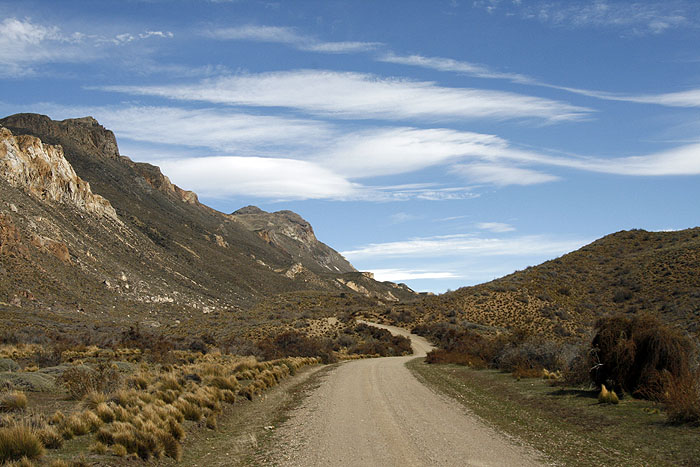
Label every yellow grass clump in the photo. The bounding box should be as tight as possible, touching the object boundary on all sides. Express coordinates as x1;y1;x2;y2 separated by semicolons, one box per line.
598;384;620;404
0;425;45;463
0;391;27;412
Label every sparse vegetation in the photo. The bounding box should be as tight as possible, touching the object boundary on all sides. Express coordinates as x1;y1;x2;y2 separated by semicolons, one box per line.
409;359;700;466
0;425;44;463
0;339;321;464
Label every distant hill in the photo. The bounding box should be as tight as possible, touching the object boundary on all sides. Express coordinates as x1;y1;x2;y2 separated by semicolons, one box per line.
0;113;415;342
383;228;700;340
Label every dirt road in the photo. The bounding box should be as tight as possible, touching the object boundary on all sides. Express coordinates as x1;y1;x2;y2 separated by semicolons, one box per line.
265;322;544;466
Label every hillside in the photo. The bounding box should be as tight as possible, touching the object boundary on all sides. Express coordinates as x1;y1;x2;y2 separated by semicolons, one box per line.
380;228;700;340
0;113;416;344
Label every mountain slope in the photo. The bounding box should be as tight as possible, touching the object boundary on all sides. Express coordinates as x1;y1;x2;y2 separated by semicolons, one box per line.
0;113;415;342
385;228;700;340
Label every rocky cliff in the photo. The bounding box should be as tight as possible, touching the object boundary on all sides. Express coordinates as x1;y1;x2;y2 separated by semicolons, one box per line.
0;127;118;221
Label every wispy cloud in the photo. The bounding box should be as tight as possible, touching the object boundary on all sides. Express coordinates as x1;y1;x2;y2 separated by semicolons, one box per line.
159;156;359;200
474;1;693;35
378;52;534;84
322;127;525;178
389;212;418;224
379;51;700;110
452;163;560;186
477;222;515;233
553;86;700;108
100;70;590;122
342;234;587;259
0;17;85;76
154;156;480;202
44;105;333;156
204;25;381;53
0;17;174;77
556;143;700;176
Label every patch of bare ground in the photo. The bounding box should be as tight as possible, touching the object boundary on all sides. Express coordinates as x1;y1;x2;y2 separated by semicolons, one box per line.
408;360;700;466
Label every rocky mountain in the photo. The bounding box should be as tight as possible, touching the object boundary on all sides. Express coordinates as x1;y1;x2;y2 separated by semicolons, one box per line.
230;206;357;275
383;228;700;341
0;113;415;342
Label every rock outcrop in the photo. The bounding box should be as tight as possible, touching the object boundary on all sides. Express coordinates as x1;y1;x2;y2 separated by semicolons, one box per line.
231;206;357;274
127;159;200;205
0;114;120;160
0;127;119;221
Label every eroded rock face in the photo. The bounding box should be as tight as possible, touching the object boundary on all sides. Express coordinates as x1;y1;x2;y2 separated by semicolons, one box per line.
0;114;120;160
231;206;357;274
0;127;119;221
131;161;199;205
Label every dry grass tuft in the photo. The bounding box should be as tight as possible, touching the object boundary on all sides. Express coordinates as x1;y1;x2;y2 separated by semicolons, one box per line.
598;384;619;404
111;443;127;457
0;391;28;412
663;370;700;425
81;391;107;410
0;425;45;463
35;426;63;449
89;441;108;454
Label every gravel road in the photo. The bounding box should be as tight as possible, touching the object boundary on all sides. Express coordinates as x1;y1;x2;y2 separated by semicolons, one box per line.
265;322;544;466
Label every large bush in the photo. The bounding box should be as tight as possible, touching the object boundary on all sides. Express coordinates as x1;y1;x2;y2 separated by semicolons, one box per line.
590;314;695;397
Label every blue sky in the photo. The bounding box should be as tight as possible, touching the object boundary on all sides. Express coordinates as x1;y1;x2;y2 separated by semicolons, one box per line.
1;0;699;292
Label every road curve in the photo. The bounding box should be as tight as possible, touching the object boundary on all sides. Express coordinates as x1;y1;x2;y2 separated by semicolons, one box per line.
266;322;544;466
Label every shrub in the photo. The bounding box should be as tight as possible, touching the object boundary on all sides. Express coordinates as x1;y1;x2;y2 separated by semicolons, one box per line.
0;425;44;463
82;391;107;410
0;391;27;412
95;403;115;423
663;370;700;426
206;413;217;430
89;441;108;454
425;349;489;369
174;399;202;421
35;426;63;449
591;314;693;397
111;443;127;457
56;365;122;399
258;331;337;364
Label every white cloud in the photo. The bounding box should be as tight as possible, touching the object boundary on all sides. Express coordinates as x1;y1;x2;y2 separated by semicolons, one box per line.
560;143;700;176
379;51;700;110
378;52;534;84
159;156;359;199
152;155;479;202
477;222;515;233
0;17;174;77
452;163;560;186
53;105;333;155
100;70;591;122
342;234;587;259
204;25;380;53
323;127;517;178
0;18;84;76
371;269;460;282
474;1;692;35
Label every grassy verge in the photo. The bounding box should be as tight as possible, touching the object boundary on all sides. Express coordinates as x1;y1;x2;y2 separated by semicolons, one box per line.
407;359;700;466
159;363;333;467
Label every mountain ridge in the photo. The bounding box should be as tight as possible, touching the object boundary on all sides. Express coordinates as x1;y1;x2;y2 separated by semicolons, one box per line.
0;113;415;344
380;227;700;341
